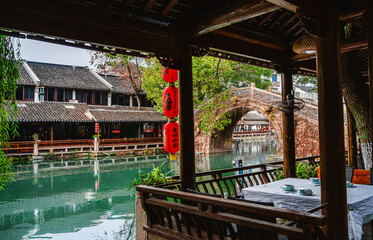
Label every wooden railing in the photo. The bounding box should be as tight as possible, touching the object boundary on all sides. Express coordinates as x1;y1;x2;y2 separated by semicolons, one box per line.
137;185;327;240
4;137;164;155
2;141;34;154
99;137;163;146
37;139;94;148
160;155;320;197
233;130;272;135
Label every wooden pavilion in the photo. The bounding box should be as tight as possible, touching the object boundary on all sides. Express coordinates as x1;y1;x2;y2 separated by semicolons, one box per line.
0;0;371;239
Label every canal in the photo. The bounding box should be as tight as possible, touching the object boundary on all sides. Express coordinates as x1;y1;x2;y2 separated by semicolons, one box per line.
0;140;277;240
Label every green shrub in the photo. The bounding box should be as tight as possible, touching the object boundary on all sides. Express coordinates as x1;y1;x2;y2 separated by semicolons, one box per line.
127;162;173;191
275;162;319;180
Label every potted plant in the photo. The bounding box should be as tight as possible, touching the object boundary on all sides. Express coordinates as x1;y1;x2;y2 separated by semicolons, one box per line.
32;133;39;141
127;162;174;193
92;134;100;142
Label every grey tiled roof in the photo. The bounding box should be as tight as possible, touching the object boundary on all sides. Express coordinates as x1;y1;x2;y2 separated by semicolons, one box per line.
14;101;165;123
294;84;315;93
87;105;165;123
27;61;110;91
16;101;92;122
17;65;35;86
99;74;134;94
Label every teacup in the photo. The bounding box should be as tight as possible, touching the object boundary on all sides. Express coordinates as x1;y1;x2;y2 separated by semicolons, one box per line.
310;178;320;184
299;188;313;195
346;181;354;187
281;184;295;191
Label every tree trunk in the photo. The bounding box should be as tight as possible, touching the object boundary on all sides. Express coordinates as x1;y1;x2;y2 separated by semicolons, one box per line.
341;51;372;169
126;65;141;110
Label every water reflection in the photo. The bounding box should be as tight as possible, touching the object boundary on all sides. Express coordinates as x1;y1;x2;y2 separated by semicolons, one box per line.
0;140;277;240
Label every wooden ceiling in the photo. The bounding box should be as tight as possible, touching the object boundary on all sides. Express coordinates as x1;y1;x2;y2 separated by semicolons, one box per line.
0;0;368;75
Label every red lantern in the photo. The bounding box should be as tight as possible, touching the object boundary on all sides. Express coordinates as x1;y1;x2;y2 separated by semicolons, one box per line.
163;86;178;118
162;67;178;83
164;121;179;154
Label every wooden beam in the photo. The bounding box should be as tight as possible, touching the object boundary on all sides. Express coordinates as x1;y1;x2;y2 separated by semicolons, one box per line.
276;14;297;33
195;33;286;63
339;9;366;21
368;0;373;169
346;105;358;168
281;68;296;178
145;0;157;11
161;0;178;16
192;1;280;36
265;0;312;14
0;0;179;57
214;26;289;51
268;10;289;29
316;0;348;238
178;45;196;191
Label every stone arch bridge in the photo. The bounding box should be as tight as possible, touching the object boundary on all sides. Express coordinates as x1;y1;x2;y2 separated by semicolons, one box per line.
195;85;319;157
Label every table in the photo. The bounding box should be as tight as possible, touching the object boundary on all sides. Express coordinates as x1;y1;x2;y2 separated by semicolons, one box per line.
241;178;373;240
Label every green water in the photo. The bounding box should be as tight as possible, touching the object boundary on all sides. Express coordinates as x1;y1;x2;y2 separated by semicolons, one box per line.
0;141;277;240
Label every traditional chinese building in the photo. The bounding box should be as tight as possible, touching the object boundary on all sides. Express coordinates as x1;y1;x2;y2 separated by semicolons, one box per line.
13;61;165;141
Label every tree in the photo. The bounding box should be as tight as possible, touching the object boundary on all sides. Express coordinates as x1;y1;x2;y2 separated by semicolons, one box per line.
91;52;143;109
141;56;274;134
0;35;20;190
92;53;274;134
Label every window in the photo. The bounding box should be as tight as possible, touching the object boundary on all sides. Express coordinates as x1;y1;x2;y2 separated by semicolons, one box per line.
102;92;108;105
76;91;86;103
295;92;300;97
47;88;55;101
24;86;34;101
118;95;124;105
112;94;117;105
86;91;92;104
95;91;101;105
39;87;45;101
57;88;64;102
16;86;23;100
132;96;138;107
124;95;130;106
65;89;72;102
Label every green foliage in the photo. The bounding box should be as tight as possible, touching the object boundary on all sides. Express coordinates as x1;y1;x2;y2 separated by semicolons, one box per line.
0;34;20;190
92;53;275;134
127;162;173;191
292;75;317;91
275;162;319;181
32;133;39;141
140;56;274;134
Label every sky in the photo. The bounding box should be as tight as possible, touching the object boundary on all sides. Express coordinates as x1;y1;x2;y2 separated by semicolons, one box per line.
19;39;92;67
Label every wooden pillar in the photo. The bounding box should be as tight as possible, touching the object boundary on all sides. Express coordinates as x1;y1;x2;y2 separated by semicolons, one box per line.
281;69;296;178
178;45;196;191
347;105;357;168
50;124;54;141
368;0;373;169
316;0;348;238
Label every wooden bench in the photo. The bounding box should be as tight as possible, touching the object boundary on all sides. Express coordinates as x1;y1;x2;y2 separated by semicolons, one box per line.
137;185;327;240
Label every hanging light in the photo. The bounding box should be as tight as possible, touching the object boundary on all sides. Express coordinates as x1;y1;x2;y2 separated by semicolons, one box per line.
292;34;316;54
161;65;179;160
163;84;178;118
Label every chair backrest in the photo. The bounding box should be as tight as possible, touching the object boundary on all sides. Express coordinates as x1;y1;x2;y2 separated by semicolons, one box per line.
346;167;354;183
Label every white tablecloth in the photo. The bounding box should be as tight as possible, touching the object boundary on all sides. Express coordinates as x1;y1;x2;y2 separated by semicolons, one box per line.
241;178;373;240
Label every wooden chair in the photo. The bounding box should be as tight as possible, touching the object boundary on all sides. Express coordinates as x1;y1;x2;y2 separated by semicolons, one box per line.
346;167;355;183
